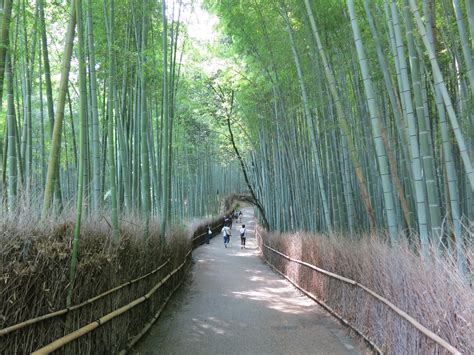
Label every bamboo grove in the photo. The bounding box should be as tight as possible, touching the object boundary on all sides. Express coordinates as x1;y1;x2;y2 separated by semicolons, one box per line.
0;0;472;277
205;0;473;273
0;0;245;243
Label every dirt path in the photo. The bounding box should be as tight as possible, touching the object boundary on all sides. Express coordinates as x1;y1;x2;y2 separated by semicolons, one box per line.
134;207;369;354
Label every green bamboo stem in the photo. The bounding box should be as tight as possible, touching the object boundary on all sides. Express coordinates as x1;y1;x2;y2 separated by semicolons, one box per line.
86;0;101;212
349;0;399;240
390;0;429;251
42;0;77;218
409;0;474;191
6;55;16;211
67;0;87;307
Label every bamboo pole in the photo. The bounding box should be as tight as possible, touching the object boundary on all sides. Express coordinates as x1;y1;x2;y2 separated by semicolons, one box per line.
0;258;170;337
32;252;192;354
347;0;399;240
118;275;187;354
41;0;77;217
409;0;474;190
105;0;119;241
260;242;461;355
263;253;382;354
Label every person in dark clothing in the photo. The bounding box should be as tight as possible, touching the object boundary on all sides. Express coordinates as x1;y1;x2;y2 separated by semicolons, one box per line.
224;215;232;229
240;225;247;249
206;225;212;244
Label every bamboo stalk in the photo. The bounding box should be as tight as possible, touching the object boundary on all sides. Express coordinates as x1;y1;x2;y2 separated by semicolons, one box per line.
32;299;144;354
41;0;77;217
409;0;474;190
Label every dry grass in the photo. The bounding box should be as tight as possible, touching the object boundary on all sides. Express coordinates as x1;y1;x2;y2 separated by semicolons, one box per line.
0;201;196;354
258;229;473;354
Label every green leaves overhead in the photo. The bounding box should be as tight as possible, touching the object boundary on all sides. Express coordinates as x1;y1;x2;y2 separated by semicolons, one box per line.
203;0;473;272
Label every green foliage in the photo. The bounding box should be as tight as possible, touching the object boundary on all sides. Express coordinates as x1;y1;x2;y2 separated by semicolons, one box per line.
2;0;472;272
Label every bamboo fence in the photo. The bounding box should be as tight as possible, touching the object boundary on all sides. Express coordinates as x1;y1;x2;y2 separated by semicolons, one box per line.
0;258;171;337
256;231;461;355
31;250;193;354
1;217;225;353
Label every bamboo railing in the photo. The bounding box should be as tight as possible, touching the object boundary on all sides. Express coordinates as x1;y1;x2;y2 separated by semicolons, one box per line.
0;258;170;337
1;216;225;354
118;276;185;354
31;250;193;354
191;216;227;247
256;231;461;355
1;220;223;335
28;219;227;354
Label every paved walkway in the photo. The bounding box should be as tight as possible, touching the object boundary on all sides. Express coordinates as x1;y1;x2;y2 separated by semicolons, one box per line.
134;208;369;354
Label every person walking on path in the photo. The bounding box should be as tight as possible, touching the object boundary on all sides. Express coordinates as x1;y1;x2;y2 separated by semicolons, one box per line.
135;206;368;354
206;225;212;244
240;224;247;249
222;224;231;248
224;215;232;229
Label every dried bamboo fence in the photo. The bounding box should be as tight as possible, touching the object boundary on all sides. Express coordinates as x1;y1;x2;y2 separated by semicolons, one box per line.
1;217;225;354
31;250;193;354
256;229;462;355
0;258;171;337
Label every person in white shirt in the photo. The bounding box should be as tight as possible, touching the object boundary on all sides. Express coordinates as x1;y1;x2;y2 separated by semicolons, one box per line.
240;225;247;249
222;225;231;248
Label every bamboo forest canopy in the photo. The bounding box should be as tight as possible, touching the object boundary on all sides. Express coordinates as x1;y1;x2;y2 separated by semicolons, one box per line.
0;0;246;229
202;0;473;266
0;1;473;262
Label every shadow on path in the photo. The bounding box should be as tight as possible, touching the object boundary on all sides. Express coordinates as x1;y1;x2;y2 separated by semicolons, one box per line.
134;208;369;355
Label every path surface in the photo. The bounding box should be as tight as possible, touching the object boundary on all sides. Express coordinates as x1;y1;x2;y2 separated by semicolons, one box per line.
134;208;369;355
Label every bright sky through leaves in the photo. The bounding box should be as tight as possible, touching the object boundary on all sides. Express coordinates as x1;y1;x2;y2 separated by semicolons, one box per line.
171;0;219;43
